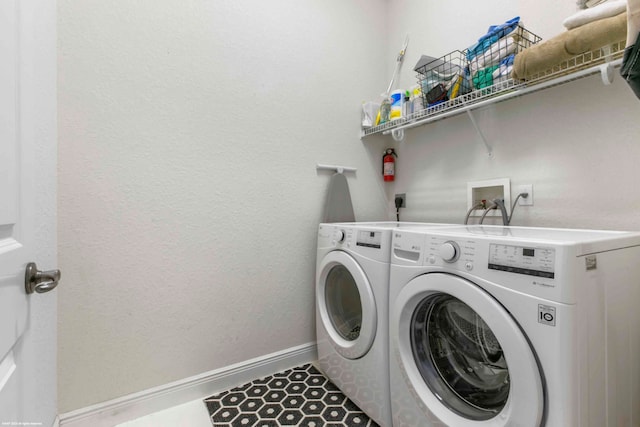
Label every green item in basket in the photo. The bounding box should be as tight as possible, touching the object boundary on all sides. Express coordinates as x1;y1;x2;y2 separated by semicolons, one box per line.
473;65;500;89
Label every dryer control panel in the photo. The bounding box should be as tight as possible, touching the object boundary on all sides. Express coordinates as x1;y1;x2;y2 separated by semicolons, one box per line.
488;244;555;279
356;230;382;249
318;224;392;262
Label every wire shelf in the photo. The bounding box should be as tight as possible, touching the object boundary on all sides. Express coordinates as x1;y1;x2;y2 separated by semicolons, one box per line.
362;39;626;138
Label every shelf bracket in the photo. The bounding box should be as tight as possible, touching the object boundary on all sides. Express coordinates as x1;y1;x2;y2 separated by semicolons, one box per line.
391;128;405;142
465;109;492;157
600;62;614;85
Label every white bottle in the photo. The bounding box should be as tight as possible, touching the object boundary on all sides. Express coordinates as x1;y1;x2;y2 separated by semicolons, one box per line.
411;85;424;113
403;90;411;117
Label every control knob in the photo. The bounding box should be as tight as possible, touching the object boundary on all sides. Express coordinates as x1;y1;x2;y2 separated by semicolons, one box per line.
439;241;460;263
334;230;346;243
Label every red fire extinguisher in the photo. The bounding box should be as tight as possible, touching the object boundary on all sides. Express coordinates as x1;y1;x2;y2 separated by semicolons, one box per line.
382;148;397;182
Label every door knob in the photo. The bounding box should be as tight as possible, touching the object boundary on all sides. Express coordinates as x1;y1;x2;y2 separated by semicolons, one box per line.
25;262;61;294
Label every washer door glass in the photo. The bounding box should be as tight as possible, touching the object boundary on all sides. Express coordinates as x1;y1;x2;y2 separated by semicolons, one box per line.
325;265;362;341
411;293;510;420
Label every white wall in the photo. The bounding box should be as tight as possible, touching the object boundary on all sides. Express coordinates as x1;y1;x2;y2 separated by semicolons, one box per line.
385;0;640;231
57;0;389;412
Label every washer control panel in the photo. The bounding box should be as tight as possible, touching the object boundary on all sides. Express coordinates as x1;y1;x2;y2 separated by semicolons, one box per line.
390;229;566;301
488;244;555;279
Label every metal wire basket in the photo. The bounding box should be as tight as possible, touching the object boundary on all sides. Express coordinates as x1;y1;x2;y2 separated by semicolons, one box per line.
465;25;542;90
416;50;470;110
415;25;542;111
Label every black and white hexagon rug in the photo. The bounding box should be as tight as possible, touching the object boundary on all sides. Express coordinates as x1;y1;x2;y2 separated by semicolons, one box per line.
203;363;379;427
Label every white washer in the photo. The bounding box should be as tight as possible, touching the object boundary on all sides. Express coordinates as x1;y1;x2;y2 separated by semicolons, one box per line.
389;225;640;427
315;222;453;427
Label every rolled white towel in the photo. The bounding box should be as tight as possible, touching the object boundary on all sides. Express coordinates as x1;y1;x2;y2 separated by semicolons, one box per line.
563;0;627;29
469;36;516;73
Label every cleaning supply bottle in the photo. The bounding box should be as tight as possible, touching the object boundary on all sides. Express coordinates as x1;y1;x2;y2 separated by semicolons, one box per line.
389;89;404;120
403;90;411;117
377;96;392;125
411;85;424;113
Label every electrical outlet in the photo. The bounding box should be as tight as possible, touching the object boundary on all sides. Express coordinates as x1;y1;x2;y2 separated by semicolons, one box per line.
395;193;406;208
515;184;533;206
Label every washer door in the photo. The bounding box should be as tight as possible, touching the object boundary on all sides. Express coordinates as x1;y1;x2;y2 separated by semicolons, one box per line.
317;251;377;360
393;273;543;426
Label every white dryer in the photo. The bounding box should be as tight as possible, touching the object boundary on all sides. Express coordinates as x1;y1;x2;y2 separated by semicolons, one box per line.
388;225;640;427
315;222;452;427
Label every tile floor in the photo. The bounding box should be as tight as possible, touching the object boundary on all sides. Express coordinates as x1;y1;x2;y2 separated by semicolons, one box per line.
203;363;379;427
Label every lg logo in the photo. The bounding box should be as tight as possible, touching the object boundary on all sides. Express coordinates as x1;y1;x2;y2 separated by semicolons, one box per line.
538;304;556;326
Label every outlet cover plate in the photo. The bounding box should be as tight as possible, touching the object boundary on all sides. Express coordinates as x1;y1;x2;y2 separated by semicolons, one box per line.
515;184;533;206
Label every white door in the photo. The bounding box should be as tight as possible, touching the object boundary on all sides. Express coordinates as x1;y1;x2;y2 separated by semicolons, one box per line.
0;0;57;425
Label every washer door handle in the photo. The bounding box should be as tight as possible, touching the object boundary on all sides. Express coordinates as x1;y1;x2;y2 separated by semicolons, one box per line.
25;262;61;294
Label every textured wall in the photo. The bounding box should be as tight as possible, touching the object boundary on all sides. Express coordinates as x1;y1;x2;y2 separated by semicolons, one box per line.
57;0;388;412
384;0;640;231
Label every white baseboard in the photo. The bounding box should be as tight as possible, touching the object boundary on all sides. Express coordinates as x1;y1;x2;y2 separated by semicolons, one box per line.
58;342;317;427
